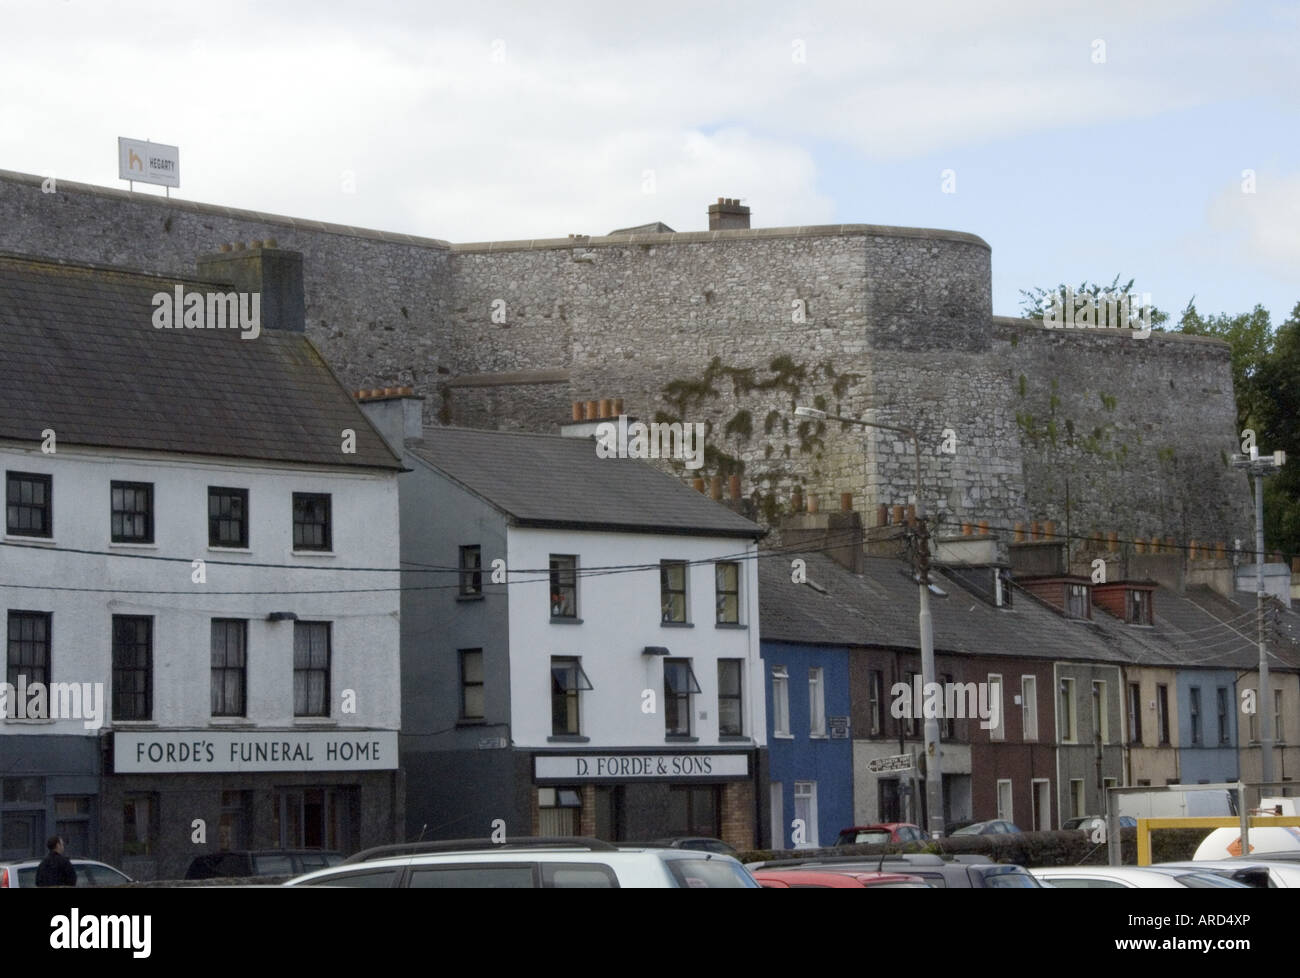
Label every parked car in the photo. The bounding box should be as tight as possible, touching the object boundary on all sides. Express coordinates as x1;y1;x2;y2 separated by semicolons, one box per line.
747;852;1041;888
283;837;759;888
1156;859;1300;888
1;858;134;888
185;849;344;880
950;820;1022;836
1061;815;1138;832
1032;865;1250;888
642;837;738;855
755;868;930;888
834;823;927;846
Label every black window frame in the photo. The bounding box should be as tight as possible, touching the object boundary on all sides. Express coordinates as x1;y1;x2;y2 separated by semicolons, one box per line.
6;471;52;538
1217;686;1230;744
7;610;51;690
663;658;701;737
292;492;332;552
112;615;153;722
660;560;688;624
1065;583;1090;619
1189;686;1202;745
550;656;592;736
1127;588;1152;625
208;487;249;549
715;561;740;624
210;618;248;717
459;545;483;597
460;649;485;721
110;480;154;544
717;658;743;736
549;555;577;618
293;621;331;717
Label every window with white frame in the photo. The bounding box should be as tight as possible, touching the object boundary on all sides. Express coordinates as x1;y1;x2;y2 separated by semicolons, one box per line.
1021;676;1038;741
988;674;1005;741
772;666;790;737
1093;680;1109;744
1059;678;1077;743
996;779;1013;822
793;781;818;848
809;667;826;736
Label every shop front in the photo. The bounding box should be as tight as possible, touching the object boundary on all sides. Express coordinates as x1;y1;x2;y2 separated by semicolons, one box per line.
531;749;759;849
104;729;401;880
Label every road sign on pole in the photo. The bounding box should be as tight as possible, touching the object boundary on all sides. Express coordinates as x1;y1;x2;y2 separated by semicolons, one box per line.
867;753;915;774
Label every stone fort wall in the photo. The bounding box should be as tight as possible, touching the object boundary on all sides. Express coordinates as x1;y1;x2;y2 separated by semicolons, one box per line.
0;168;1251;546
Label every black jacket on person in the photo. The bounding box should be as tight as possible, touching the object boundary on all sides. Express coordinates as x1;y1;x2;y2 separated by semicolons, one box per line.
34;850;77;887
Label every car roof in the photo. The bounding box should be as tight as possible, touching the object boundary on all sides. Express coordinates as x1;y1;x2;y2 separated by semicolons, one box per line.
287;846;744;884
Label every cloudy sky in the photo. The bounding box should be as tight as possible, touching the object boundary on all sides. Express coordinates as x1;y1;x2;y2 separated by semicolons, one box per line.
1;0;1296;321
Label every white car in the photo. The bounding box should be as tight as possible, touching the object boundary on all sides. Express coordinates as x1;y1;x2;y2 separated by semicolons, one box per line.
284;837;760;888
1031;865;1249;888
1156;859;1300;888
0;858;134;888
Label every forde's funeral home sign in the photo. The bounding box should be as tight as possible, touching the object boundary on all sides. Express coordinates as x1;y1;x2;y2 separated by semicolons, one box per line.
534;753;750;781
114;731;398;773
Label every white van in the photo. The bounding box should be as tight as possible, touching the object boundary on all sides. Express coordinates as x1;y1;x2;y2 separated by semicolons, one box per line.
1115;788;1235;819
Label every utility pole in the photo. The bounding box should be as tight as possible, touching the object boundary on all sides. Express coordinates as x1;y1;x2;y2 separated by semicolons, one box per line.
795;404;945;839
1232;446;1286;793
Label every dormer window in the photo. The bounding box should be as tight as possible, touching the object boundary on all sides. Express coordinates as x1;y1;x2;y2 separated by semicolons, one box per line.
1127;588;1152;625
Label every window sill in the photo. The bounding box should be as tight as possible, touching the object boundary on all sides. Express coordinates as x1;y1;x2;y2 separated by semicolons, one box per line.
111;721;157;728
772;733;795;740
293;717;337;726
108;541;157;549
665;735;699;743
547;735;590;743
208;545;251;553
714;622;747;630
456;593;485;602
660;621;694;628
292;550;336;557
3;717;55;725
719;735;752;743
3;534;57;546
209;718;254;727
549;617;583;625
809;733;828;740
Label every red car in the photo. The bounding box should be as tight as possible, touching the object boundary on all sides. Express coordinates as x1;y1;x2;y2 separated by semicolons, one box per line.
834;823;927;846
755;868;929;888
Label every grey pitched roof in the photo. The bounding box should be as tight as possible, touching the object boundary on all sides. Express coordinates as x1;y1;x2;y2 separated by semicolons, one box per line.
1161;586;1300;672
407;426;764;538
0;254;401;470
759;551;1128;662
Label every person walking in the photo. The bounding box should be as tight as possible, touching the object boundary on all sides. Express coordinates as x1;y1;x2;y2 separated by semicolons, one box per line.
34;835;77;887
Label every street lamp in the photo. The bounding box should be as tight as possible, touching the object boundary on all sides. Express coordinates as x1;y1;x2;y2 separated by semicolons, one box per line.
1231;446;1287;789
794;405;945;839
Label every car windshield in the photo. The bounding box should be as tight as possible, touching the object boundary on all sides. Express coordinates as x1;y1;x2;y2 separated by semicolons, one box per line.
666;858;759;888
981;868;1039;887
847;831;891;845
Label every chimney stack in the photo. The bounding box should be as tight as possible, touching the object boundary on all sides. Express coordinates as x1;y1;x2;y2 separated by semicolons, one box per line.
707;197;750;231
197;242;305;332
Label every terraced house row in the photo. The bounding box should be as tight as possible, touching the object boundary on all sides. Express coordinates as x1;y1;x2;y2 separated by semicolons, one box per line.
760;509;1300;847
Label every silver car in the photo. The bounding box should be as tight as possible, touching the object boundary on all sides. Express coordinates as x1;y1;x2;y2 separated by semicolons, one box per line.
1;858;134;888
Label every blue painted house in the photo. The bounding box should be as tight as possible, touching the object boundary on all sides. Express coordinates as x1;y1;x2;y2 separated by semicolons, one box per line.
759;557;855;850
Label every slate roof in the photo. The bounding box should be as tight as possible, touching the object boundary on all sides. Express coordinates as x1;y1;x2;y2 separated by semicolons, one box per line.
759;550;1300;672
759;551;1128;662
406;426;764;538
0;254;402;470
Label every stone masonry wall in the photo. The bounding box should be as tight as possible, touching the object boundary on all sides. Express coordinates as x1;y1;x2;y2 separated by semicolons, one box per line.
0;168;1252;545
